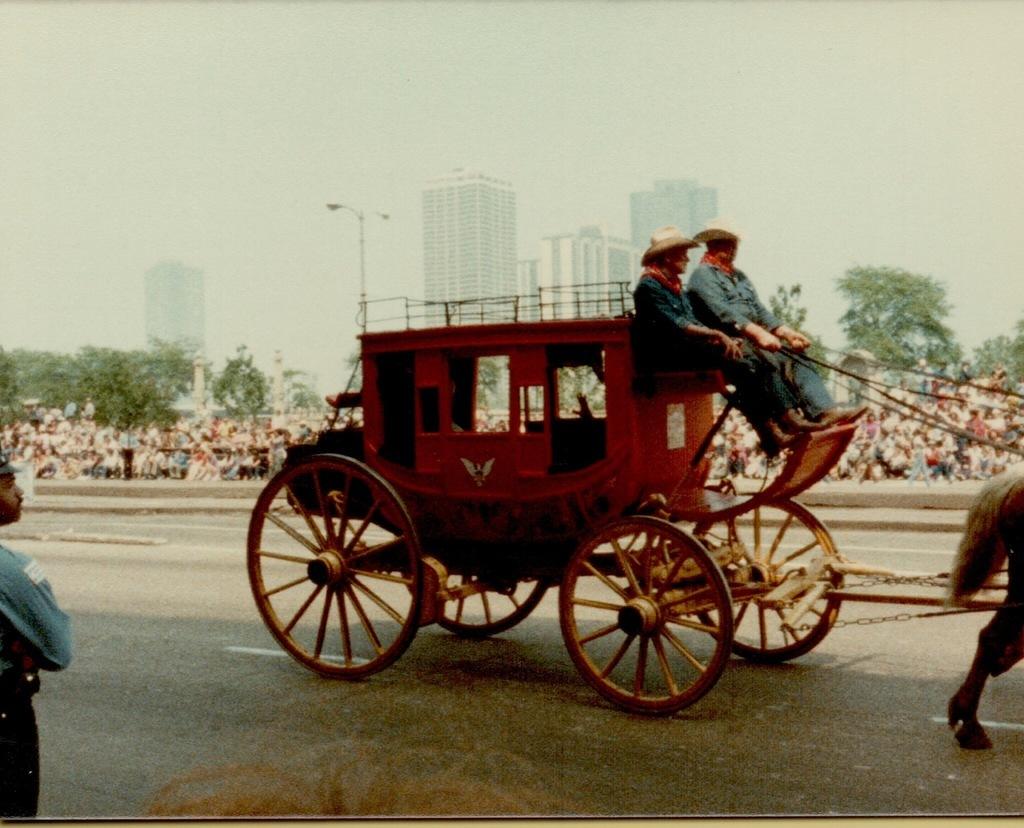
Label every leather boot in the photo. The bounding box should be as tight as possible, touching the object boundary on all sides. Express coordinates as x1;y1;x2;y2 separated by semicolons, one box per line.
763;418;798;451
814;405;869;428
780;409;829;433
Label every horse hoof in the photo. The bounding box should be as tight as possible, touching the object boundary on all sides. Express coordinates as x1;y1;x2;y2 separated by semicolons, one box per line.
954;725;993;750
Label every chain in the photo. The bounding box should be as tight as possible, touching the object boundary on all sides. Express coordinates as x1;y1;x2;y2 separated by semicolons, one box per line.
787;571;1020;631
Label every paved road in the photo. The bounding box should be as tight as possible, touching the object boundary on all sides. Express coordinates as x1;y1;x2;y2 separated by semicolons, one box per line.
5;509;1024;817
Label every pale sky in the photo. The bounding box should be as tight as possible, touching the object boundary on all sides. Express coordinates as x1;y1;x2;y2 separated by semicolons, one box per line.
3;1;1023;392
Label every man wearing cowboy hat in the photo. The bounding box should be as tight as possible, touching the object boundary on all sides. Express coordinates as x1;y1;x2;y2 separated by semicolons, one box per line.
632;226;823;453
687;220;865;428
0;451;73;817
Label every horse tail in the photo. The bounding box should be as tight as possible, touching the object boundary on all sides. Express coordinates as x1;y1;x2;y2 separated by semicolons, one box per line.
946;470;1024;607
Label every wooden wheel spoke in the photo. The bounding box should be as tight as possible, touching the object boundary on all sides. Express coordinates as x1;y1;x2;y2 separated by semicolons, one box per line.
350;576;408;625
350;568;414;586
347;497;383;550
655;548;692;599
312;470;338;545
665;614;722;635
330;474;353;544
265;510;322;555
611;538;642;596
766;513;795;562
336;590;353;665
286;481;328;549
734;600;750;627
662;584;716;614
778;538;821;567
284;584;325;634
481;591;493;624
662;627;708;673
652;635;679;697
598;632;635;677
582;561;630;600
264;574;311;598
258;549;313;565
344;585;384;654
313;586;333;658
571;596;623;613
578;621;622;646
633;636;650;695
345;535;407;566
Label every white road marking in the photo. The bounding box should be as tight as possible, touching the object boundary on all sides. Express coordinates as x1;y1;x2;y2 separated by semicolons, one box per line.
226;646;290;658
931;716;1024;732
225;645;366;665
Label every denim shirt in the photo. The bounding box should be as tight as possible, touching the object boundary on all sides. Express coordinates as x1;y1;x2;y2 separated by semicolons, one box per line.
687;262;781;334
632;275;702;331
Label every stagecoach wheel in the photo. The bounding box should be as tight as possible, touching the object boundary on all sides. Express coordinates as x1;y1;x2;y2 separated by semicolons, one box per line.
694;499;841;663
247;454;423;678
559;517;733;715
438;576;549;638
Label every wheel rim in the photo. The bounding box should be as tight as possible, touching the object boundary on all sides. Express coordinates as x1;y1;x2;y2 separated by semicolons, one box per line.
694;500;841;663
559;517;733;714
247;455;422;678
438;576;549;638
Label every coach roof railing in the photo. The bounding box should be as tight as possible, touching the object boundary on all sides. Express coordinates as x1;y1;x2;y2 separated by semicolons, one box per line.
358;282;635;333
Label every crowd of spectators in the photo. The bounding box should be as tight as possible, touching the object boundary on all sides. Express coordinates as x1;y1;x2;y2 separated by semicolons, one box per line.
3;362;1023;485
709;363;1024;483
1;403;319;482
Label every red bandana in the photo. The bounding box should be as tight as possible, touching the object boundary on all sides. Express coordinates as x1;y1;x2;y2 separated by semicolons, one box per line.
641;264;681;295
701;251;735;276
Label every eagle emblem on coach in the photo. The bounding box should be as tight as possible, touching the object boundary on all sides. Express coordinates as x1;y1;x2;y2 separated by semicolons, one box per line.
460;457;495;487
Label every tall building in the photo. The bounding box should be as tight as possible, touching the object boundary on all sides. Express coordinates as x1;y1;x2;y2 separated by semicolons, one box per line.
143;260;206;354
530;224;640;318
629;179;718;248
422;169;517;304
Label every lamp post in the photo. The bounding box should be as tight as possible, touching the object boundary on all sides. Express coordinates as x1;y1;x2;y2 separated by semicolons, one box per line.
326;202;389;332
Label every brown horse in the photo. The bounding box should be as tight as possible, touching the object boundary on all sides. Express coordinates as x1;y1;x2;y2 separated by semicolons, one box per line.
946;467;1024;749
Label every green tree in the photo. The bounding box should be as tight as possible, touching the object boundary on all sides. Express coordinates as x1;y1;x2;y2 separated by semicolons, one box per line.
212;346;269;419
284;369;324;411
9;349;78;410
74;346;185;428
837;266;961;371
972;335;1014;378
767;284;809;331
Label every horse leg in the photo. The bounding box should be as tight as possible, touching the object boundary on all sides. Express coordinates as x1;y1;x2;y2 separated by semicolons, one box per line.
949;642;994;749
949;601;1024;749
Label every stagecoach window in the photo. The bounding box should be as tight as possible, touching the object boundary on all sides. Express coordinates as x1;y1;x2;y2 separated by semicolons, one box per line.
555;365;607;419
519;385;545;434
547;344;607;472
448;354;510;433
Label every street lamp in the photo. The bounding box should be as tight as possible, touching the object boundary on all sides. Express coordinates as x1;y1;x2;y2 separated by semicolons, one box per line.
326;202;390;332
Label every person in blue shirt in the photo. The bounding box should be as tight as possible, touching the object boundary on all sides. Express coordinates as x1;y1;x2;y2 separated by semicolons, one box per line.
687;221;865;428
632;226;826;454
0;452;73;817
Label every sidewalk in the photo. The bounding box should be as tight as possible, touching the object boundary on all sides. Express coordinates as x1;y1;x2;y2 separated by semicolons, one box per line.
22;477;983;532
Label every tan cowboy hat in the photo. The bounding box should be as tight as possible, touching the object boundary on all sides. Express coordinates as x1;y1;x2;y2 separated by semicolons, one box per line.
641;225;699;265
693;218;741;244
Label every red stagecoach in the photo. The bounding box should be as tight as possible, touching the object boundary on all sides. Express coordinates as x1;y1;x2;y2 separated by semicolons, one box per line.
247;288;857;713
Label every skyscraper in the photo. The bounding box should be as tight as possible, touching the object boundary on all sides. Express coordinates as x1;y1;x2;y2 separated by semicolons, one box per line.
630;179;718;248
143;260;206;354
531;224;640;318
422;169;517;304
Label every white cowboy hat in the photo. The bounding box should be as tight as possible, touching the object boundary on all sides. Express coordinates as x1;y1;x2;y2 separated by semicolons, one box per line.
693;218;741;244
641;225;699;265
